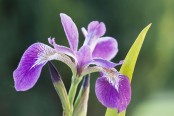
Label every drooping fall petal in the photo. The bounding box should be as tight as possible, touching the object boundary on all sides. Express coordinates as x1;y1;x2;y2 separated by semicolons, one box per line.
95;75;131;113
13;43;56;91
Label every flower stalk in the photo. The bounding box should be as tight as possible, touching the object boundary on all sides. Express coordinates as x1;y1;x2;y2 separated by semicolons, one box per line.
68;75;82;108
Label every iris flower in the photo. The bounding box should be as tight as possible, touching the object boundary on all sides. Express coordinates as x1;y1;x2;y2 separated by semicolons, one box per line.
13;13;131;112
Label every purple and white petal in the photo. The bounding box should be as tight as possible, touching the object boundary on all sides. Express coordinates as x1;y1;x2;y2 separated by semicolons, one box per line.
60;13;79;51
13;43;56;91
48;37;76;60
91;58;116;68
76;45;92;70
87;21;106;38
92;37;118;60
81;27;88;38
115;60;124;66
83;21;106;48
95;75;131;113
81;66;103;76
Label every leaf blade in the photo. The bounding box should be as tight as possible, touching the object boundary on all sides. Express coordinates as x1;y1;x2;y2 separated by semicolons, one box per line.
120;23;151;80
105;23;151;116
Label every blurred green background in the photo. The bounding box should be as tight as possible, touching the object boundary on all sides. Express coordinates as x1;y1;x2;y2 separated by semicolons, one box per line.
0;0;174;116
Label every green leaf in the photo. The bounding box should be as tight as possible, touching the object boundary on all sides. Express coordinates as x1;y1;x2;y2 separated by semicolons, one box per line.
105;109;118;116
73;75;90;116
105;23;151;116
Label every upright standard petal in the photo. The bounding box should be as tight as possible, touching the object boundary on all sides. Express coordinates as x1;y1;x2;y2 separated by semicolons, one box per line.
60;13;79;51
13;43;56;91
87;21;106;38
95;75;131;113
76;46;92;72
92;37;118;60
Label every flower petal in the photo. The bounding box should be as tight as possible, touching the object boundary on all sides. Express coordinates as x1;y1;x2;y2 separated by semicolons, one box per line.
88;21;106;38
91;58;116;68
48;37;76;60
92;37;118;60
76;45;92;70
81;27;88;38
81;66;103;76
95;75;131;113
60;13;79;51
13;43;56;91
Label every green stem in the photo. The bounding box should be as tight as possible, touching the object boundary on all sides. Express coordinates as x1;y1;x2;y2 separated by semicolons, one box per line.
68;75;81;108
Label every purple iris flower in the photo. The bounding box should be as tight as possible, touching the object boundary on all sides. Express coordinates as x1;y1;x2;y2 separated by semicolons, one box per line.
13;13;131;112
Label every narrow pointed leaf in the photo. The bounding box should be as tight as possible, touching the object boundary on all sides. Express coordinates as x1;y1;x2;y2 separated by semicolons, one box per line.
73;75;90;116
105;24;151;116
120;23;152;81
48;62;72;116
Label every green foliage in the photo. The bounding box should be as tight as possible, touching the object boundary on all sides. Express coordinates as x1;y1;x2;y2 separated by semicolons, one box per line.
105;24;151;116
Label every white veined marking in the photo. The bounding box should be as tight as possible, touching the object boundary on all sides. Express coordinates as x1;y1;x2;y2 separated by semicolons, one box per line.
103;68;120;91
30;44;56;69
106;75;120;91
